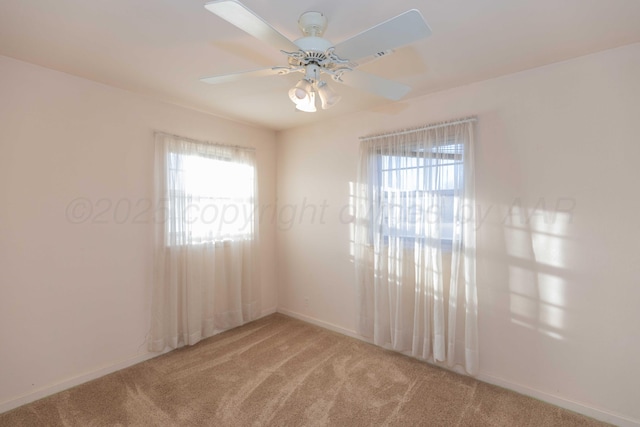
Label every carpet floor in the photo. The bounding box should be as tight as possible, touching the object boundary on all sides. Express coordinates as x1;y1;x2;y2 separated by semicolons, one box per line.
0;313;610;426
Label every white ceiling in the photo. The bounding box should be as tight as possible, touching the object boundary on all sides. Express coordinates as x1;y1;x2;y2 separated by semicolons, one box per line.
1;0;640;131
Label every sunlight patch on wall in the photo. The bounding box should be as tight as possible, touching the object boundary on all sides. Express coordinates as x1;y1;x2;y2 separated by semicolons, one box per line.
503;201;574;341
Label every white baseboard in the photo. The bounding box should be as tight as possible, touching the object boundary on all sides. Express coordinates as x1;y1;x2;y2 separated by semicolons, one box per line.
276;308;640;427
260;306;278;317
0;349;170;414
275;308;364;341
1;309;280;415
477;372;639;427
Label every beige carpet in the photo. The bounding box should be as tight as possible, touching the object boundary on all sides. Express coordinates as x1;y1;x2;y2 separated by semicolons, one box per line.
0;313;609;426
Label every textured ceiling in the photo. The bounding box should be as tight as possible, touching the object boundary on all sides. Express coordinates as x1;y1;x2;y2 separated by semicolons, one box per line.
1;0;640;130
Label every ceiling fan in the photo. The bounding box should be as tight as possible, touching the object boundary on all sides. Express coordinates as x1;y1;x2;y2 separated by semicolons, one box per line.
201;0;432;112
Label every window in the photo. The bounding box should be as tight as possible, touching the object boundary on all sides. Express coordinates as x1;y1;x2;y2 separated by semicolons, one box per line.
374;142;463;249
151;132;260;351
159;137;256;247
167;151;255;244
354;118;477;374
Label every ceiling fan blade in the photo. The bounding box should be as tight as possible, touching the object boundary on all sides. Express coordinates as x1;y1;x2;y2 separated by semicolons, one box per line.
200;67;284;85
337;70;411;101
334;10;431;63
204;0;298;53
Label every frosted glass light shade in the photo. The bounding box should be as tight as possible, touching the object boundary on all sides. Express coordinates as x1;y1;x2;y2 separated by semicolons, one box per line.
288;79;314;104
295;91;316;112
316;80;341;109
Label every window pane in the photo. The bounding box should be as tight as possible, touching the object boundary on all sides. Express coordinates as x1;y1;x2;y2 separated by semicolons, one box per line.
375;143;463;247
168;152;254;244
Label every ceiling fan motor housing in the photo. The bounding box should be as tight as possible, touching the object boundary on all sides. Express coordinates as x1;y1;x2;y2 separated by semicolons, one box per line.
293;11;334;65
290;12;344;73
298;11;327;37
293;37;333;57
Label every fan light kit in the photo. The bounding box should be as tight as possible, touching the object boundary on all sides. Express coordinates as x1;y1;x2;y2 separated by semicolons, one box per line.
202;0;432;112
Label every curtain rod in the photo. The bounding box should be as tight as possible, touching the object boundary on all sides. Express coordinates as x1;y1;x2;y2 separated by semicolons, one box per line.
359;117;477;142
154;130;256;152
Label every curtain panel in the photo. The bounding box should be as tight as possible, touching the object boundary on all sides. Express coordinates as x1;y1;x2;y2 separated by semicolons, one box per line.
149;132;260;352
354;119;478;375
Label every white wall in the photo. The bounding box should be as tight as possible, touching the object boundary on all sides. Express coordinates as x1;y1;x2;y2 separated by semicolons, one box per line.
0;55;277;411
276;43;640;425
2;42;640;424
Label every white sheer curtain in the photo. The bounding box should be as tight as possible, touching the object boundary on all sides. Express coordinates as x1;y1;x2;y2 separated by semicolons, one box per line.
354;118;478;375
149;132;260;352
